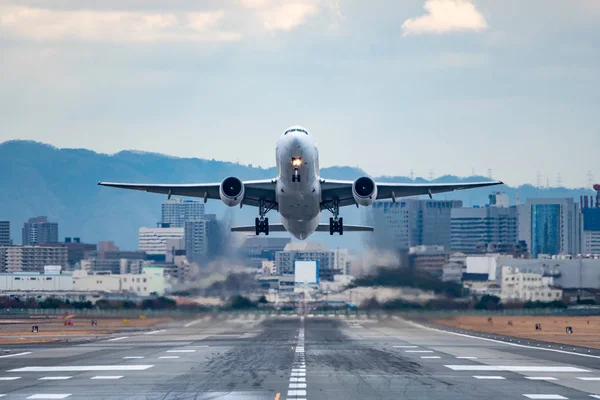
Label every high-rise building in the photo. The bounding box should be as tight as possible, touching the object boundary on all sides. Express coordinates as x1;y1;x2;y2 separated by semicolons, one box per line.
369;199;462;251
582;193;600;254
451;202;518;254
0;221;10;246
161;198;205;228
0;246;67;273
22;216;58;245
518;198;582;258
184;215;219;264
138;227;185;255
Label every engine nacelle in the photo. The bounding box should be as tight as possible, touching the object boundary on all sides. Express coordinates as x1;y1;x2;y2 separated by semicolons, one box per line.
352;176;378;206
220;177;245;207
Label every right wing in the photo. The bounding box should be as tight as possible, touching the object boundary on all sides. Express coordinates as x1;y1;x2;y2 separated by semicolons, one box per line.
97;179;277;208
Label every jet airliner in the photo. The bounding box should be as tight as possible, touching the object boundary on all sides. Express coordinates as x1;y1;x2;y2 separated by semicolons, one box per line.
98;126;503;239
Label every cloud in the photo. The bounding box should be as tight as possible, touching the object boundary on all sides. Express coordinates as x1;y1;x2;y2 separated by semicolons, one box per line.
238;0;335;32
0;5;240;42
402;0;487;36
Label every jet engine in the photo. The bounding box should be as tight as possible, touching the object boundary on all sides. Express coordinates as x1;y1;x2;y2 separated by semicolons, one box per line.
352;176;378;206
220;177;245;207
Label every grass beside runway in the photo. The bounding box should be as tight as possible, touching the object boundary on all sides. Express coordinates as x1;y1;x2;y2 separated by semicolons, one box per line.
433;315;600;349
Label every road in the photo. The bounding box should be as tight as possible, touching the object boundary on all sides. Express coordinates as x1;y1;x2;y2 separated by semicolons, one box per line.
1;314;600;399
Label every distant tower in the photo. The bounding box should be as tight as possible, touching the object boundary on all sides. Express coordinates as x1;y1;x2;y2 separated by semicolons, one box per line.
587;171;594;188
428;169;434;181
556;173;563;188
536;171;543;188
409;169;414;180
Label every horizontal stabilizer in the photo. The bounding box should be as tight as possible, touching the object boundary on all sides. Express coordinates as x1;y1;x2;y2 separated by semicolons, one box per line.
231;224;374;233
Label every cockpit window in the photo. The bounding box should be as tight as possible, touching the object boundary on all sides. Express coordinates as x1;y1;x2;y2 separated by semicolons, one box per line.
284;128;308;135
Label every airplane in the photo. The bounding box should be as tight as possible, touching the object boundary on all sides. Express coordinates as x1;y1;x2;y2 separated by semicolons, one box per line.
98;126;503;240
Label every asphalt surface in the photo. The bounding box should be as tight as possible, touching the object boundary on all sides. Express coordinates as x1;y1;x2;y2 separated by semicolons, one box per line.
1;314;600;399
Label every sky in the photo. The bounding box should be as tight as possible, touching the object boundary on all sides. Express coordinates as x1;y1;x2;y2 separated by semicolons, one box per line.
1;0;599;188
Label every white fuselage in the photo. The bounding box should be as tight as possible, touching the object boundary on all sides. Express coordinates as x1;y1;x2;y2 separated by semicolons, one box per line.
275;126;321;239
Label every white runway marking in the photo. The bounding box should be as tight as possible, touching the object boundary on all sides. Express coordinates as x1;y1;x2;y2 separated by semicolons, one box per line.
473;376;506;380
456;356;477;359
185;345;209;348
445;366;589;372
39;377;72;380
91;376;123;380
590;396;600;399
421;356;441;359
525;377;558;381
166;350;196;353
159;356;180;359
291;372;306;377
289;383;307;389
405;350;434;353
9;365;153;372
288;390;307;396
106;336;128;342
0;377;21;380
184;319;202;328
523;395;568;400
394;345;418;348
577;377;600;381
144;329;166;335
0;351;32;359
123;356;144;359
290;377;306;382
27;395;71;399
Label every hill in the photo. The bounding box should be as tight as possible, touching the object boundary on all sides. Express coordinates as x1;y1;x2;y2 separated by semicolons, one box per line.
0;140;595;250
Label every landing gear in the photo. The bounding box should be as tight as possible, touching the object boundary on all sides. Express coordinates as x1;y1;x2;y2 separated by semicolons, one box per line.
292;169;301;182
255;200;276;236
323;199;343;235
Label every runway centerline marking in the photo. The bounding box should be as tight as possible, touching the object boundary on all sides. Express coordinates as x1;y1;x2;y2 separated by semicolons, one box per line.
577;377;600;381
166;350;196;353
421;356;441;359
123;356;144;359
525;377;558;381
159;356;179;359
106;336;128;342
0;351;32;359
405;350;434;353
184;319;202;328
144;329;166;335
394;345;418;348
27;395;71;399
0;377;21;380
456;356;477;359
523;395;568;399
9;365;153;372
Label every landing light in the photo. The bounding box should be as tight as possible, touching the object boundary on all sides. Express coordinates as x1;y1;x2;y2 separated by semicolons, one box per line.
291;157;302;168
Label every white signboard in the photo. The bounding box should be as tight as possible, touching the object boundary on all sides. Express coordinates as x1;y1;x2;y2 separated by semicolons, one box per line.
44;265;62;275
294;260;319;284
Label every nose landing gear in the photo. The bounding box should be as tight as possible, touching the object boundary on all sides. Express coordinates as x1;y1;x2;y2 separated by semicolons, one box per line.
292;169;301;183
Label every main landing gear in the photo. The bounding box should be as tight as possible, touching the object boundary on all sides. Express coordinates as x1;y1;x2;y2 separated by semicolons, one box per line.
255;199;276;235
323;199;343;235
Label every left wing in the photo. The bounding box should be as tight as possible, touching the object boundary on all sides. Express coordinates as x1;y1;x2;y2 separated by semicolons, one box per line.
321;179;504;208
97;179;277;208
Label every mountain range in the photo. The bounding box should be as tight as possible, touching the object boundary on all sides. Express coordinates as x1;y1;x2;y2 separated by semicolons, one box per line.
0;140;595;251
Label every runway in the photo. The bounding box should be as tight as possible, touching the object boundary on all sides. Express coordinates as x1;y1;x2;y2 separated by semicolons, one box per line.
1;314;600;399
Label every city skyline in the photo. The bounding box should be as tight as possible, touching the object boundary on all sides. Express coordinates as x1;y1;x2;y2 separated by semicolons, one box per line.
1;1;599;187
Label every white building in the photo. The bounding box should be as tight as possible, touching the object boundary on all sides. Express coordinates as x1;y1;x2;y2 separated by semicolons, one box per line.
138;227;184;256
73;266;165;296
275;242;348;282
0;246;68;273
500;266;562;302
465;255;500;280
0;272;73;291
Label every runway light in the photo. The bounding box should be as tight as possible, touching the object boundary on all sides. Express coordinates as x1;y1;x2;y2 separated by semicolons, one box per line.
291;157;302;167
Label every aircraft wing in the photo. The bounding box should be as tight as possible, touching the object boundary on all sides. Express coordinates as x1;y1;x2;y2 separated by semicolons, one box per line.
97;179;277;208
320;179;504;207
231;224;373;232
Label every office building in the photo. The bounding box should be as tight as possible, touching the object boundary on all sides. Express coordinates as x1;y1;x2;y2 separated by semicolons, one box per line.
451;197;518;254
500;266;562;302
73;266;165;296
139;227;184;256
161;198;205;228
582;192;600;254
0;271;73;291
0;246;68;273
275;242;347;282
369;199;462;251
408;245;449;278
0;221;10;246
53;238;97;269
84;250;146;275
22;216;59;245
518;198;581;258
184;215;219;264
240;236;292;268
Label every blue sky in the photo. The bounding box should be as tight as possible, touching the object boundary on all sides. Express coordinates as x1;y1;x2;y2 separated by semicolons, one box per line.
1;0;598;188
